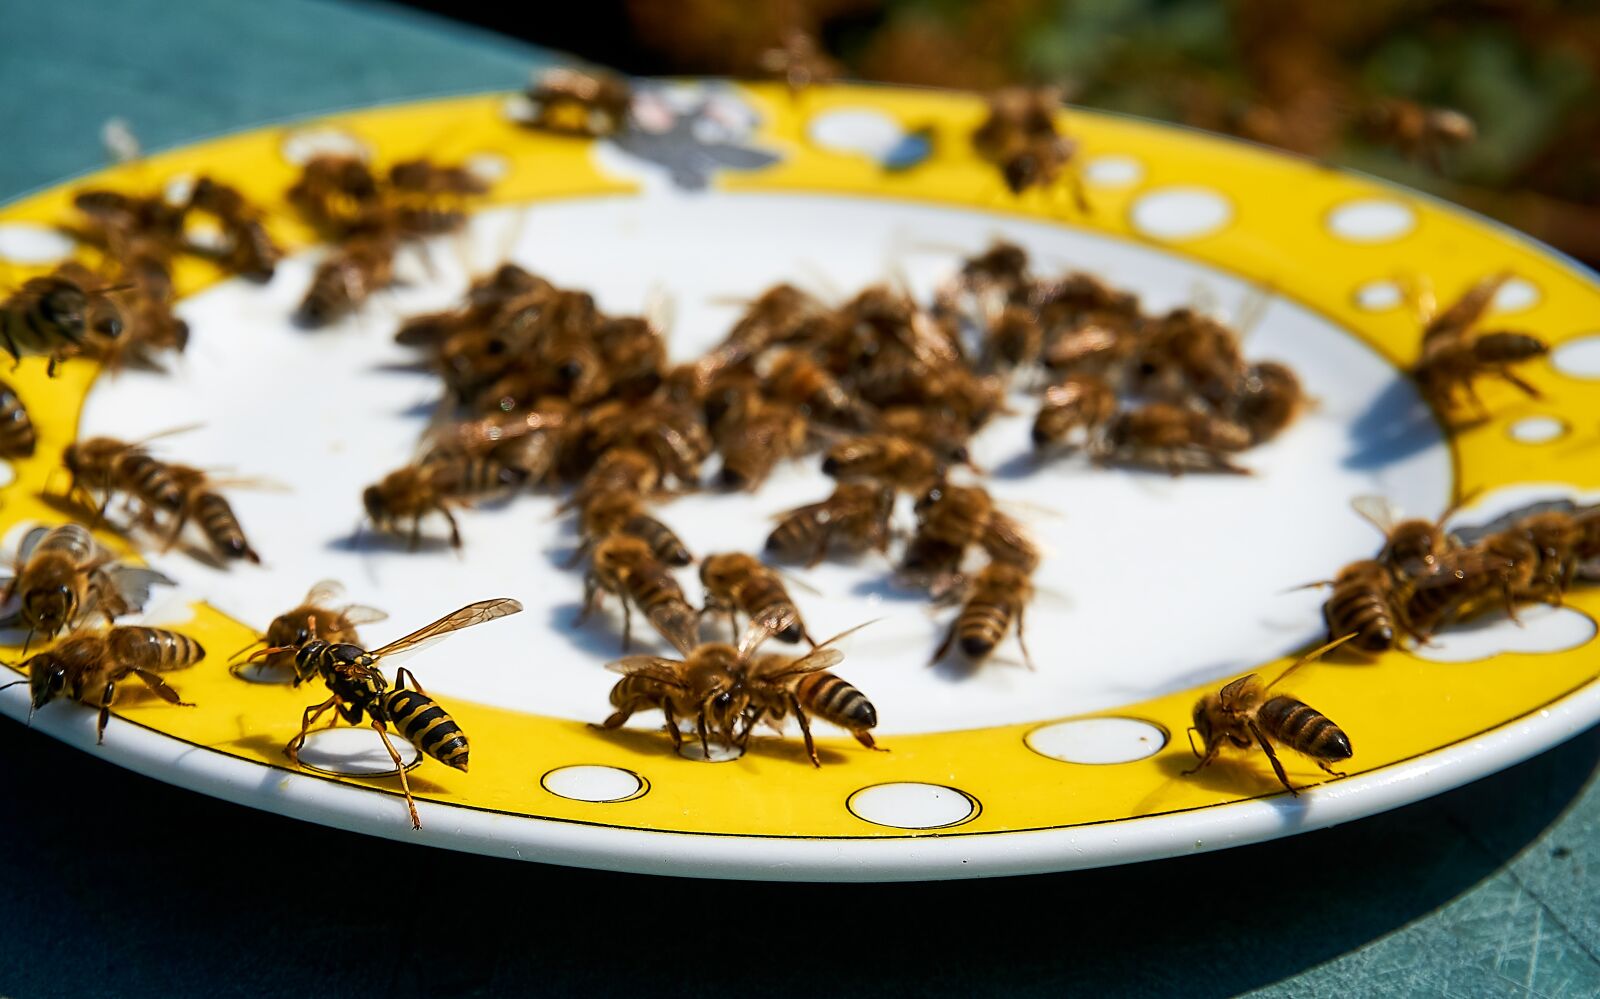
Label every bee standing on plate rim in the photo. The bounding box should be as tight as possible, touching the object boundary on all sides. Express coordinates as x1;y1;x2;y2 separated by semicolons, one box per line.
232;579;387;679
245;597;522;829
6;625;204;742
1185;634;1356;796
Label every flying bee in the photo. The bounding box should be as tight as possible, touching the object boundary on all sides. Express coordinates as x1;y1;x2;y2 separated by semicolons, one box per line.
1184;634;1356;796
822;433;942;493
1132;306;1246;407
294;235;397;328
2;524;173;645
766;482;895;566
594;316;667;400
287;154;381;239
62;431;188;521
1;262;125;374
1361;98;1476;170
1410;273;1549;424
756;28;840;99
715;396;809;491
736;621;883;766
913;483;1040;572
1092;403;1253;475
517;67;632;137
570;488;692;568
1031;374;1117;451
1351;494;1460;581
1226;361;1305;444
1475;510;1582;605
161;463;261;564
980;304;1045;374
233;579;387;680
13;626;202;743
932;561;1037;669
600;640;745;758
0;379;36;458
699;552;812;645
185;176;281;281
580;534;699;652
387;158;493;197
362;448;528;549
247;597;522;829
971;87;1085;207
1403;547;1521;637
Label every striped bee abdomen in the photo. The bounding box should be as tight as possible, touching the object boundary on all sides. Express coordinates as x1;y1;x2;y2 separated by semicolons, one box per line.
795;672;877;731
108;626;206;670
1258;696;1351;761
119;452;183;511
0;381;36;458
383;688;469;771
957;597;1012;657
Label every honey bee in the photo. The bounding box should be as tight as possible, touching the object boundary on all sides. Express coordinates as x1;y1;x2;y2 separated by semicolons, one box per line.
0;379;36;458
2;524;173;643
1411;273;1548;424
980;304;1045;374
722;282;828;355
294;235;397;328
426;404;574;483
756;28;840;98
876;406;974;467
1184;635;1356;796
715;396;809;491
1403;547;1521;637
931;561;1036;669
1225;361;1306;445
1308;559;1407;656
761;349;873;429
1039;322;1138;378
162;464;261;564
699;552;812;645
362;449;528;549
822;433;942;493
233;579;388;679
911;483;1039;572
1361;98;1477;170
1350;495;1457;581
386;158;492;197
1031;374;1118;451
72;187;186;247
1;262;125;374
1093;403;1252;475
186;176;281;281
971;87;1086;208
594;315;668;400
62;432;186;521
254;598;521;829
1132;306;1246;407
735;622;883;766
599;640;744;757
518;67;632;137
580;534;699;652
765;482;895;566
570;488;692;568
580;398;712;488
15;625;202;742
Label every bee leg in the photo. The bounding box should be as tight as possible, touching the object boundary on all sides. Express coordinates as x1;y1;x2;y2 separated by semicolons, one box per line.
96;680;117;744
394;666;426;695
285;695;340;765
1498;368;1542;399
1317;759;1347;779
1246;720;1298;797
619;596;634;652
853;729;889;753
1014;604;1035;671
372;720;421;830
661;700;683;751
724;607;738;645
575;573;600;626
790;693;820;768
1180;745;1220;777
407;515;421;552
696;711;712;760
930;616;958;666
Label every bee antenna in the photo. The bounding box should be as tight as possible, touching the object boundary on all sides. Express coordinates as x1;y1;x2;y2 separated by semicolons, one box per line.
21;628;34;658
1185;725;1201;758
1267;632;1358;690
0;678;25;692
815;617;883;649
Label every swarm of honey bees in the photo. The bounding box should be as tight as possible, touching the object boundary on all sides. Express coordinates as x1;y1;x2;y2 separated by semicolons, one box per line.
0;64;1579;833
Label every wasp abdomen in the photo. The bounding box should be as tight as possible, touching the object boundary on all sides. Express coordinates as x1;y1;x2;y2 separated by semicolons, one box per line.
384;688;469;771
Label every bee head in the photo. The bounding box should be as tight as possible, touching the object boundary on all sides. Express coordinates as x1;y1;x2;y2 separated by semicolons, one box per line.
89;297;123;339
23;585;76;636
26;653;68;712
1191;696;1218;752
40;283;89;338
361;485;385;523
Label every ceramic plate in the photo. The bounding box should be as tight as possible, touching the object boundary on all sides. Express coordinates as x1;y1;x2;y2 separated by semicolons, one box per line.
1;82;1598;881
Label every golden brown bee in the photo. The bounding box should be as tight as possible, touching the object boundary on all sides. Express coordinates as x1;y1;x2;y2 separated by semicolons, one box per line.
580;534;699;652
1184;636;1355;796
1351;495;1455;581
387;158;492;197
715;396;809;491
1311;559;1406;657
186;176;281;281
1031;374;1118;450
1226;361;1305;445
234;579;387;678
765;482;895;566
1476;511;1582;605
519;67;632;137
972;87;1084;206
1093;402;1252;475
62;434;185;521
426;404;574;483
1362;98;1477;170
822;433;942;493
761;349;872;429
699;552;811;645
932;561;1036;669
72;187;186;247
599;640;745;757
287;154;381;238
294;235;397;328
568;446;663;511
1403;547;1521;637
723;282;828;355
253;598;520;828
736;623;883;766
571;488;692;568
1411;273;1548;424
1039;322;1137;377
756;28;840;98
1;262;125;374
362;449;527;549
594;316;668;400
2;524;172;642
17;626;202;742
0;379;36;458
162;463;261;564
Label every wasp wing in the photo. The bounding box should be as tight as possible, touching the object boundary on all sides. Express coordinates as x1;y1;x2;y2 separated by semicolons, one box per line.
368;597;522;661
302;579;345;607
750;646;845;680
1350;495;1399;536
98;564;177;616
340;604;389;627
15;525;51;561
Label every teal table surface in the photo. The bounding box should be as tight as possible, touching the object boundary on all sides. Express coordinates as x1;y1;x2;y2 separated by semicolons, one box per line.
1;2;1597;996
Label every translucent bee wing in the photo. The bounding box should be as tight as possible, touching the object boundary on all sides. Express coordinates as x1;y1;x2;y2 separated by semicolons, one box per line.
750;646;845;680
15;525;50;561
340;605;389;627
100;564;177;615
1447;498;1578;548
1265;633;1359;691
1350;495;1399;536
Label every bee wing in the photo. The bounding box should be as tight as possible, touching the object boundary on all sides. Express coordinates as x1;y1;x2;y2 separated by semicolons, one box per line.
98;564;177;615
1447;497;1577;548
368;597;523;661
1350;495;1399;535
16;526;50;561
1265;633;1358;691
1423;272;1509;344
752;646;845;680
340;605;389;627
736;616;781;659
769;498;828;522
604;656;686;687
303;579;345;606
